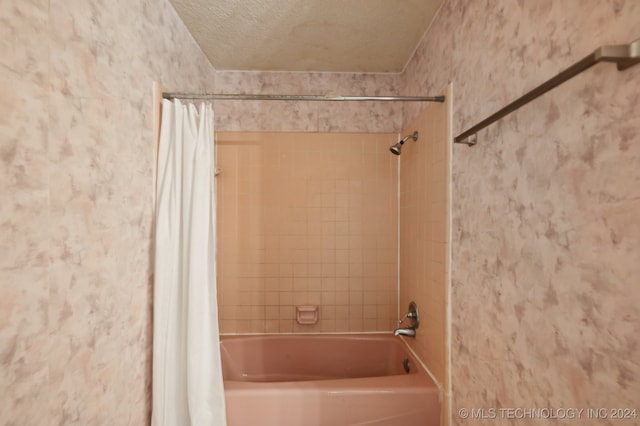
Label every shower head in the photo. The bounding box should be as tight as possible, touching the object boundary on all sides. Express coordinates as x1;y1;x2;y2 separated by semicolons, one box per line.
389;142;403;155
390;131;419;155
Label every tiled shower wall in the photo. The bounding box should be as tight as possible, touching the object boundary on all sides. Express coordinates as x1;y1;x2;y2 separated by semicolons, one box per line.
399;86;451;389
216;132;399;333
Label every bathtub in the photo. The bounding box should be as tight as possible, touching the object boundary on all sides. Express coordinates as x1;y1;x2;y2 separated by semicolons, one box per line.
220;334;440;426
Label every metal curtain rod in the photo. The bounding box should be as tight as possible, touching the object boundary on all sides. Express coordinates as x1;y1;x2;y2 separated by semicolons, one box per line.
162;93;445;102
455;38;640;147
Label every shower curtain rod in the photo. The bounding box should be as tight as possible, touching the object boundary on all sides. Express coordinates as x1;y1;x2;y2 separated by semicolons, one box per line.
454;38;640;146
162;92;445;102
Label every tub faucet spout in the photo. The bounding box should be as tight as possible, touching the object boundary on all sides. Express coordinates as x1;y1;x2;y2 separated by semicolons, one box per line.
393;327;416;337
394;301;420;338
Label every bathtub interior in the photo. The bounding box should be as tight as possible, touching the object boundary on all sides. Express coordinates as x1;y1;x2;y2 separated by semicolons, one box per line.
220;334;420;382
219;334;441;426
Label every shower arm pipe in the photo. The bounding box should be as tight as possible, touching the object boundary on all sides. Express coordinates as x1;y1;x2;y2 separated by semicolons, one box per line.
454;38;640;147
162;93;445;102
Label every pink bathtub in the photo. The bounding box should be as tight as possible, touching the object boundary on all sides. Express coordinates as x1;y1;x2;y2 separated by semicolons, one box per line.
220;334;440;426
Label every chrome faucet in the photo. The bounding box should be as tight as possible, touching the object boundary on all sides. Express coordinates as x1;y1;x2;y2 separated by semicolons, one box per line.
393;327;416;337
393;301;420;338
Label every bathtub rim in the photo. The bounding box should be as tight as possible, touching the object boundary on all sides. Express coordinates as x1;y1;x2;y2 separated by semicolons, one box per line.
219;332;444;398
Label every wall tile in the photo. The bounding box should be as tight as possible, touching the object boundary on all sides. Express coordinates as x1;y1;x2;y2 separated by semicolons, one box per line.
216;132;399;333
399;87;450;389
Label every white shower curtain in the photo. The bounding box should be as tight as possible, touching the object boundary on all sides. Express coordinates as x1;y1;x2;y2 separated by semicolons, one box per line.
152;99;226;426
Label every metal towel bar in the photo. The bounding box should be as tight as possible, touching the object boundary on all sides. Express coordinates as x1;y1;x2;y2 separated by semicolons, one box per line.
454;38;640;147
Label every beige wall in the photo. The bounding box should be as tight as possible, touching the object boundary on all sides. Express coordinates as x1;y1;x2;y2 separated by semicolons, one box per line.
1;0;216;423
216;132;399;334
399;86;451;389
401;1;640;424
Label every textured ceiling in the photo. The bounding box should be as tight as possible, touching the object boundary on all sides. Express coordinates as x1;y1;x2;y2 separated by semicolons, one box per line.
169;0;444;73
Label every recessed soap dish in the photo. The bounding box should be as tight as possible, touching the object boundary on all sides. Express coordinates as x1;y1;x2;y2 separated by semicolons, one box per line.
296;305;319;325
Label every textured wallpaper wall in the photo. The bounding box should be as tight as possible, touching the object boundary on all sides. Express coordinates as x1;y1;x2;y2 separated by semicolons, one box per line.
400;1;640;424
1;0;215;423
212;71;405;133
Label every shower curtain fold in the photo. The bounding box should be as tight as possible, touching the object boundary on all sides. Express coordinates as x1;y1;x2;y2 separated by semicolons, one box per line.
152;99;226;426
